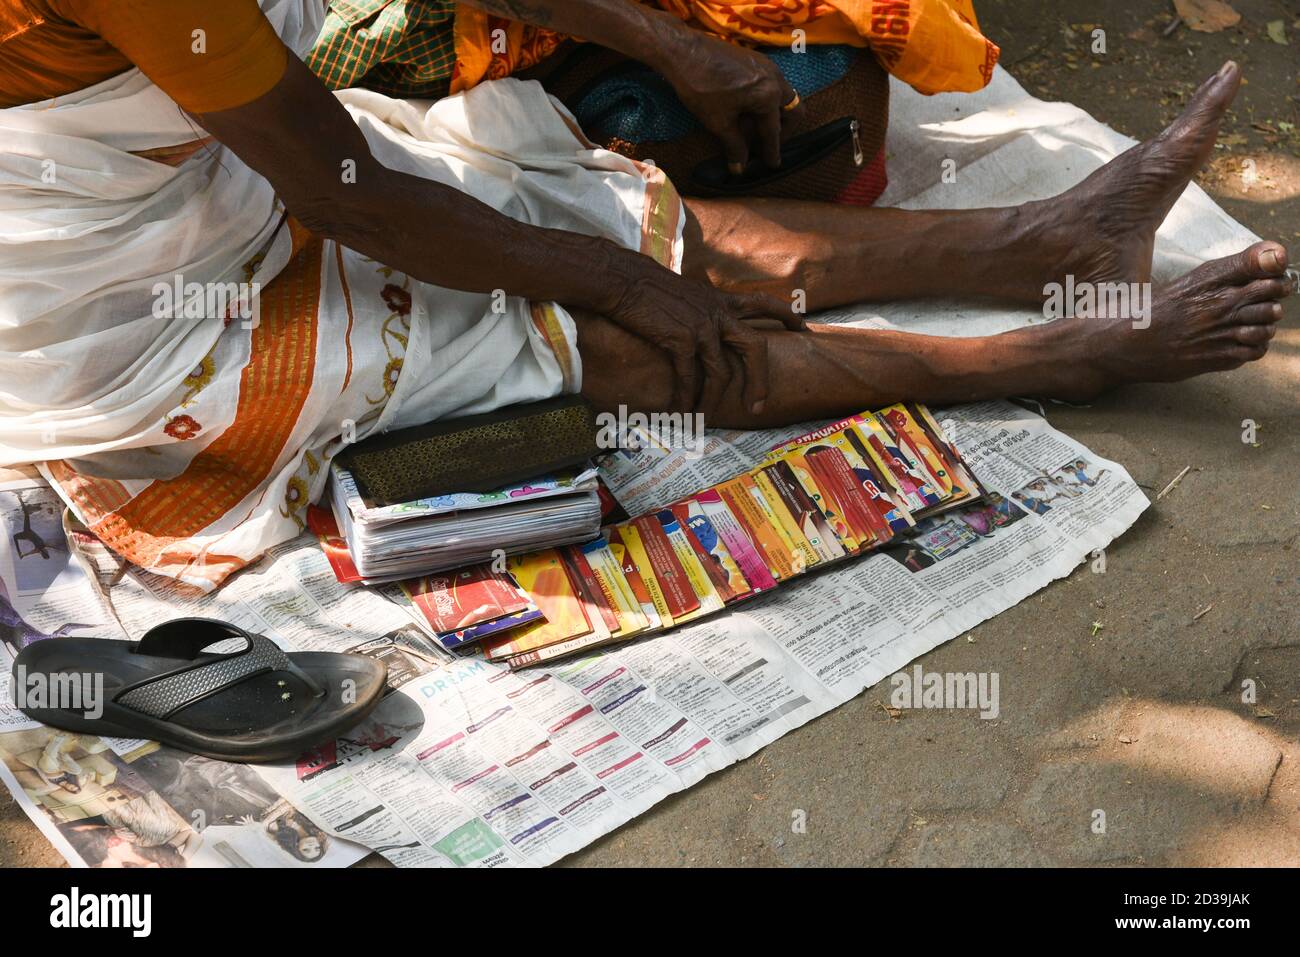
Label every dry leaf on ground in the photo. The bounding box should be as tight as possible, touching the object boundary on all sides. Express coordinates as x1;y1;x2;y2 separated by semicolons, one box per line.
1174;0;1241;33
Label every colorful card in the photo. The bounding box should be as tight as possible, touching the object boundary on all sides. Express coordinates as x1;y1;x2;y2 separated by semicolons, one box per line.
780;447;865;554
717;475;801;580
630;514;700;620
655;509;725;619
803;443;889;546
439;607;545;650
878;403;955;500
759;461;844;565
483;550;594;660
606;527;663;630
674;497;756;601
670;501;748;602
692;489;777;594
403;563;532;635
748;470;821;574
562;545;622;636
616;522;675;627
912;403;983;503
824;429;914;535
580;537;648;637
852;416;940;511
799;445;879;550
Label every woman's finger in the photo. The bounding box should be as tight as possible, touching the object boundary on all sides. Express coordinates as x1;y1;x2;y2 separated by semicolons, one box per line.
731;291;806;331
668;342;699;414
776;74;803;121
755;103;784;169
721;318;770;415
715;121;750;176
694;322;730;418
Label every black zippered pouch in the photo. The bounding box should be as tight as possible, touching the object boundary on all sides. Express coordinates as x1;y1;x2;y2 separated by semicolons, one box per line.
689;118;864;195
338;395;600;506
519;42;888;204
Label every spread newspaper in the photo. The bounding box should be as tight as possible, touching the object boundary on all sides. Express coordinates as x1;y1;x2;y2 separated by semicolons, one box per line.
0;398;1148;867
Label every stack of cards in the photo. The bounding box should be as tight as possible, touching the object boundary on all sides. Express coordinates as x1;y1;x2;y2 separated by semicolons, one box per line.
323;463;603;583
592;403;981;624
311;403;983;668
477;540;656;667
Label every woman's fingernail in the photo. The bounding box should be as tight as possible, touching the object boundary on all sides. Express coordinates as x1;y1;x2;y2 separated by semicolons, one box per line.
751;399;766;415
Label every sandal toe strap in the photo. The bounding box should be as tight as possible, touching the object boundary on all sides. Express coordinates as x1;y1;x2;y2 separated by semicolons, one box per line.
116;620;323;721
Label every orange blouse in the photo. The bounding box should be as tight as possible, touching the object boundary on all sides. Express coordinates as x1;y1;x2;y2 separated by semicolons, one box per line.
0;0;287;112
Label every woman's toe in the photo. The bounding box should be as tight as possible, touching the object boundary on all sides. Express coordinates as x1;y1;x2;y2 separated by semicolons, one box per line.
1232;323;1276;347
1231;302;1283;326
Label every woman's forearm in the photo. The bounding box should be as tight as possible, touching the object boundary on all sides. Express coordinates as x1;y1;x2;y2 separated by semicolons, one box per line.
198;56;655;317
328;164;644;316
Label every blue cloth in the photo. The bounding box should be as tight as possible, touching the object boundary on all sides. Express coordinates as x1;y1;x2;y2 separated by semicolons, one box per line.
570;45;857;144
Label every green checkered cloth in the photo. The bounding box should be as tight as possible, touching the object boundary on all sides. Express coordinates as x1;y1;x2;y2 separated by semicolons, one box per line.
306;0;459;97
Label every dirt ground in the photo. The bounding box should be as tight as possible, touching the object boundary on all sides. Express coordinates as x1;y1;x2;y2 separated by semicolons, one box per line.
2;0;1297;868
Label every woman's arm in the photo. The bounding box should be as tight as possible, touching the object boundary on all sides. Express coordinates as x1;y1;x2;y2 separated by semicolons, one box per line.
462;0;801;172
195;55;798;415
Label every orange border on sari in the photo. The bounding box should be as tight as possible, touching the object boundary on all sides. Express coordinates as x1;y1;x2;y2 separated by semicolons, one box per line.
51;231;326;587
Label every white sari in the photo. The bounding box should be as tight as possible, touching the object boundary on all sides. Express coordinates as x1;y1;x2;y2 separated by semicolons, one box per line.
0;0;683;590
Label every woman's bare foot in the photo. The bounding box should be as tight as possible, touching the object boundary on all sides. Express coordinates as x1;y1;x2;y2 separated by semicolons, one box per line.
1034;60;1242;291
1065;241;1293;399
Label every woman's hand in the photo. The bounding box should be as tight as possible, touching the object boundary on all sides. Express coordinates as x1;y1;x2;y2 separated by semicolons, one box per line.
462;2;800;174
653;31;802;175
599;254;804;416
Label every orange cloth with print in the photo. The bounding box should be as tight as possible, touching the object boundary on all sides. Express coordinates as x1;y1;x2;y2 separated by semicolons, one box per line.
0;0;287;111
452;0;998;96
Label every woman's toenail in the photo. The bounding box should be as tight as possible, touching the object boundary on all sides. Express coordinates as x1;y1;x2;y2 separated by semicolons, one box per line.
1260;249;1281;271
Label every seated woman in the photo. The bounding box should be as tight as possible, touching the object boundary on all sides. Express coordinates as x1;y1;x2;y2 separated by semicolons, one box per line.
0;0;1290;591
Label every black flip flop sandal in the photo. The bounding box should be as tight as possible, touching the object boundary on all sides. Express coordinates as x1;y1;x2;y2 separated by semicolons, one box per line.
10;618;387;763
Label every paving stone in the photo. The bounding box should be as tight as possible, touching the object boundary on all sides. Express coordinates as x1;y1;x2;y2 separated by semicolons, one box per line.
1019;704;1284;864
913;817;1059;867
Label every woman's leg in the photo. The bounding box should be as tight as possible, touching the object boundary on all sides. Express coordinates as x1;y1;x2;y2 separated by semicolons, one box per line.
679;62;1249;312
577;235;1287;429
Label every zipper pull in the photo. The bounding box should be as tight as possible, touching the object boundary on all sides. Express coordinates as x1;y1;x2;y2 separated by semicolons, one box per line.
850;119;864;166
